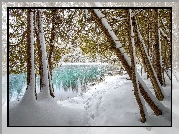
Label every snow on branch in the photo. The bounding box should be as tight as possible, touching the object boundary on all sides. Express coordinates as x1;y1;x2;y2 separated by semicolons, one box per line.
30;11;35;92
111;16;126;21
92;7;131;66
137;73;167;113
94;2;126;21
161;18;170;33
159;28;171;43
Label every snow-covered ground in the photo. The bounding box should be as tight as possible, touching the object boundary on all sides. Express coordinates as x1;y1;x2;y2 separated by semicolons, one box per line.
57;74;171;126
2;70;178;133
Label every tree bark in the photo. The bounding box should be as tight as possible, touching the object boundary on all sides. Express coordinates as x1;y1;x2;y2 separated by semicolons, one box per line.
152;9;163;86
48;9;57;94
36;10;43;92
127;9;146;123
26;9;31;87
48;9;57;76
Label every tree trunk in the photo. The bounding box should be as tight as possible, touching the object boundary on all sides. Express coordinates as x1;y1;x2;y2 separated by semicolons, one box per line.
48;9;57;95
37;9;51;99
48;9;57;76
35;9;55;98
21;9;35;104
127;9;146;123
152;9;163;86
26;9;31;87
163;39;167;86
36;10;43;92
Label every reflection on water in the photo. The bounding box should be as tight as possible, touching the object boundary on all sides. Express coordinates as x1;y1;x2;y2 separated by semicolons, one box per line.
9;64;112;101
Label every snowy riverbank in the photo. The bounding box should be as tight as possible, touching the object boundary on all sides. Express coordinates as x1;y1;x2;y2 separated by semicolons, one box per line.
2;70;179;133
7;72;171;126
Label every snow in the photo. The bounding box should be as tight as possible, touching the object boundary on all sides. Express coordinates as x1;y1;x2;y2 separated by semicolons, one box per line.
4;4;175;133
7;69;171;126
159;28;171;42
2;70;177;134
38;10;51;100
20;11;35;104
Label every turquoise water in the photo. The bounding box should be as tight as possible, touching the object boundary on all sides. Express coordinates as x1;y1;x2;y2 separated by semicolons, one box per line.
9;73;27;100
9;64;111;101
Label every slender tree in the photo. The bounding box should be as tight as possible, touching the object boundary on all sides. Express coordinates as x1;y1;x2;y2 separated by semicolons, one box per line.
26;9;31;87
36;9;52;99
152;9;163;85
48;9;57;93
127;9;146;123
20;9;36;103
